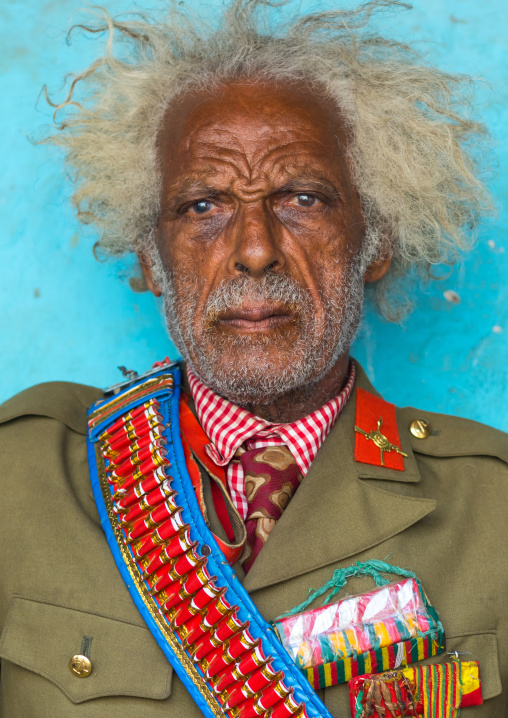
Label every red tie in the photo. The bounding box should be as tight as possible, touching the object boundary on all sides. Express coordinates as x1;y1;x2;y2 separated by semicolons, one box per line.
236;444;302;573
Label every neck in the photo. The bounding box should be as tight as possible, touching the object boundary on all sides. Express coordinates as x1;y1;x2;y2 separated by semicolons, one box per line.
241;356;351;423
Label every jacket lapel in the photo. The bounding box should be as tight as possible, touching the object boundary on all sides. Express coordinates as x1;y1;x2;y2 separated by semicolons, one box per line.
242;361;436;594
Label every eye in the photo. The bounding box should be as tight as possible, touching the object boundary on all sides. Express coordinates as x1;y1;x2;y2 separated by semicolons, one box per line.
298;194;316;207
288;193;321;208
190;200;214;214
184;199;221;214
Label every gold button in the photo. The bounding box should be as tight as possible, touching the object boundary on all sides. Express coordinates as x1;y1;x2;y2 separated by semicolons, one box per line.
409;418;431;439
69;654;92;677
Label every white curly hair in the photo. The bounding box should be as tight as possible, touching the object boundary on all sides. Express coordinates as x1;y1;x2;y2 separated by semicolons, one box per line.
44;0;493;317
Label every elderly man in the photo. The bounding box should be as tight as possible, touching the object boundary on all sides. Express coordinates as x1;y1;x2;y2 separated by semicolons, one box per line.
0;1;506;717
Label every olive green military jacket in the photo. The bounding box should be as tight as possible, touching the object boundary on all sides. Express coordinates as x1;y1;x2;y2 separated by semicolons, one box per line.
0;363;507;717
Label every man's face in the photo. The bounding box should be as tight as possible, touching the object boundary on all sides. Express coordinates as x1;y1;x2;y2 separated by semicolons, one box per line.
151;81;369;405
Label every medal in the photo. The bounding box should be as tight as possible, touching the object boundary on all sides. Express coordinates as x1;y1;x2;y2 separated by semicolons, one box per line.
273;561;445;690
348;659;483;717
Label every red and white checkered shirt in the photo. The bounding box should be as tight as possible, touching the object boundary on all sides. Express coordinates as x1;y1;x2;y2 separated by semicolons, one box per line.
187;363;356;519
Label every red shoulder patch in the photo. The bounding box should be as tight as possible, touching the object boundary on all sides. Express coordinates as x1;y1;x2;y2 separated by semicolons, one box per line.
354;387;406;470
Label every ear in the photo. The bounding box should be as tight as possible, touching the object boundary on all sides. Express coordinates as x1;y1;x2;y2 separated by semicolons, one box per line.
364;254;392;283
138;252;163;297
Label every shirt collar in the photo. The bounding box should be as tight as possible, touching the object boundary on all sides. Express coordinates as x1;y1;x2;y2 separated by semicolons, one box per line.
187;362;356;472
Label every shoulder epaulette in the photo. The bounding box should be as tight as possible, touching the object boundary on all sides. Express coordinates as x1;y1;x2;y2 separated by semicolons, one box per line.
396;406;508;465
0;381;102;434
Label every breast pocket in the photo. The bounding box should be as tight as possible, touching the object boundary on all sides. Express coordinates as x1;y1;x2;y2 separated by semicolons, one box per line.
0;597;173;713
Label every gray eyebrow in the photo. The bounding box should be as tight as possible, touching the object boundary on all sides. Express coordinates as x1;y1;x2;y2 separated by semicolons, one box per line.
161;180;222;216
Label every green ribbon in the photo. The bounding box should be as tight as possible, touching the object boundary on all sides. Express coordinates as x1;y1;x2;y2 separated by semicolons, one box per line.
277;560;419;619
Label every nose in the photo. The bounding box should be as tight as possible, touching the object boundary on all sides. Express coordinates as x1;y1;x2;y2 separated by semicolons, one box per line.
226;202;286;278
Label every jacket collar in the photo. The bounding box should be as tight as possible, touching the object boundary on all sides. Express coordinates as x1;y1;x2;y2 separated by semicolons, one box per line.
242;359;435;594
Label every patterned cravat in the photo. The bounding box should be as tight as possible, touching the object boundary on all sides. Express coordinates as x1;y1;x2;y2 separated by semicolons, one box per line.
236;444;302;573
187;363;356;520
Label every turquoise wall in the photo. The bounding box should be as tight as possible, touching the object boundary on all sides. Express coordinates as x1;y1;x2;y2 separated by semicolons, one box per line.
1;0;507;430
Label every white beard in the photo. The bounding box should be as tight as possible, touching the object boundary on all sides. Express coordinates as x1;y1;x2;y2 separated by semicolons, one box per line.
150;248;364;406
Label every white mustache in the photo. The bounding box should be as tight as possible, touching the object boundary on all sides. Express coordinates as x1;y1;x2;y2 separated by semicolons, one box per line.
204;274;310;317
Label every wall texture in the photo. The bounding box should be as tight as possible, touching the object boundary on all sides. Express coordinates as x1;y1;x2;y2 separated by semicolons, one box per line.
1;0;507;430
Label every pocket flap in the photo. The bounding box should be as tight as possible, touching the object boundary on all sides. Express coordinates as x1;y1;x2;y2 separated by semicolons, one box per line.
0;597;173;703
445;632;501;701
418;631;501;702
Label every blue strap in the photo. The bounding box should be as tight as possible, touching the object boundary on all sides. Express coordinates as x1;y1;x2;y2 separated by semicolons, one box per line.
87;363;334;718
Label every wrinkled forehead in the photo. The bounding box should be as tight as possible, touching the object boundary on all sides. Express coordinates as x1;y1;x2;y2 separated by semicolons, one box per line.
157;80;350;176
